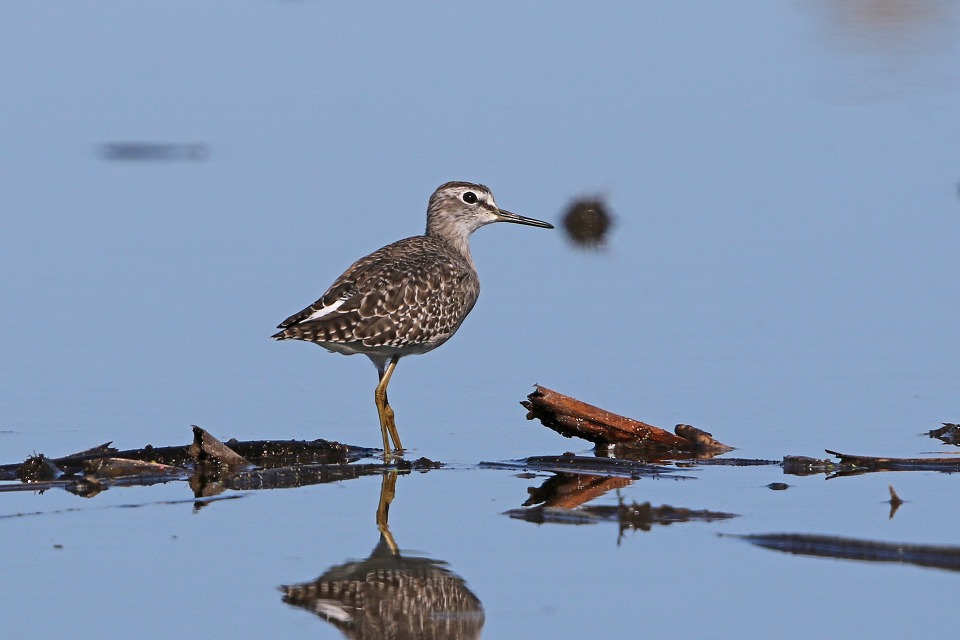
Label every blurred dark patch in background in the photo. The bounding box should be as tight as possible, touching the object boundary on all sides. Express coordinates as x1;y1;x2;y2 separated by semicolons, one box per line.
561;196;613;249
100;142;209;162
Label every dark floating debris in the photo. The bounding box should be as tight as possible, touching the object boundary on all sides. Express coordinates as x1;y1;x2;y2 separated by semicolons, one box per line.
16;454;62;483
824;449;960;473
724;532;960;573
188;426;251;468
397;457;442;471
561;196;613;248
0;426;408;497
781;455;842;476
766;482;790;491
522;385;733;455
782;450;960;477
927;423;960;446
100;142;209;161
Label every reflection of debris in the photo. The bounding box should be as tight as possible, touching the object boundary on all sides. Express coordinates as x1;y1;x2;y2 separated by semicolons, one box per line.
561;197;613;248
887;485;904;519
100;142;209;161
508;499;737;533
522;385;733;454
523;473;633;508
724;532;960;573
0;494;243;520
927;422;960;446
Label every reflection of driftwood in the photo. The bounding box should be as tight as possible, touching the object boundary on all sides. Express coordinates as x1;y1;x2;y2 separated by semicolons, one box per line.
522;385;732;454
725;532;960;573
508;500;737;532
523;473;632;509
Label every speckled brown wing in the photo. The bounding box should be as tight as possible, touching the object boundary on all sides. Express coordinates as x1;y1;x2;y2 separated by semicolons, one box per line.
272;236;480;354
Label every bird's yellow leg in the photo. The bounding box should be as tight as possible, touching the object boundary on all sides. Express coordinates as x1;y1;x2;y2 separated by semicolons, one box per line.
374;355;404;456
376;470;399;555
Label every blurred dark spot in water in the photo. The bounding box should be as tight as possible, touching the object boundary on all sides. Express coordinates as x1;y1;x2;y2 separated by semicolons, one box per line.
561;197;613;249
101;142;209;161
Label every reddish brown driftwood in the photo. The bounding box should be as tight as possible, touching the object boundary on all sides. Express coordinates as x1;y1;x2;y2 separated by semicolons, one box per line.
522;385;732;453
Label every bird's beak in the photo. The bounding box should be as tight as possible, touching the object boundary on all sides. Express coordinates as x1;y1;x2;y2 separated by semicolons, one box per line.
495;208;554;229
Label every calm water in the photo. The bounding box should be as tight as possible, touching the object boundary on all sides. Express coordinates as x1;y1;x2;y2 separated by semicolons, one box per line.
2;2;960;638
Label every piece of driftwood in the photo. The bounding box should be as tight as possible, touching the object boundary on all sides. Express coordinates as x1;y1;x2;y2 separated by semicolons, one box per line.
521;385;732;453
188;426;251;467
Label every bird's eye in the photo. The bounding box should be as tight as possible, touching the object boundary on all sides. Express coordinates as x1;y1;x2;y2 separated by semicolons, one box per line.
462;191;478;204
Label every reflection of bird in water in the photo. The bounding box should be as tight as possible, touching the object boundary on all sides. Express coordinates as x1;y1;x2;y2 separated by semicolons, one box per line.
273;181;552;457
280;472;484;639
